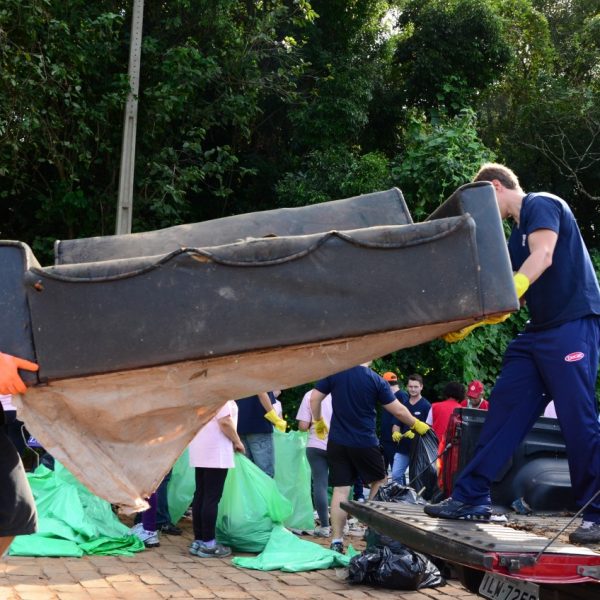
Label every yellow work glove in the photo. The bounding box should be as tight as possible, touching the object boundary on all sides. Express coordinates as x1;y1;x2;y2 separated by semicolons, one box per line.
514;273;530;299
314;417;329;440
264;409;287;432
402;430;416;440
443;312;511;342
392;430;402;443
442;274;530;343
411;419;430;436
0;352;39;395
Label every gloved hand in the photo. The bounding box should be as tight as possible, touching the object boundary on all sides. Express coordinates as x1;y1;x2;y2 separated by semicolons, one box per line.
402;430;415;440
264;409;287;432
411;419;430;435
0;352;39;395
391;430;402;443
514;272;530;298
442;273;530;343
314;417;328;440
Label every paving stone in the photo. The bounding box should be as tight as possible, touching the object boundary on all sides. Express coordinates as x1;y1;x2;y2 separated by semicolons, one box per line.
79;578;112;589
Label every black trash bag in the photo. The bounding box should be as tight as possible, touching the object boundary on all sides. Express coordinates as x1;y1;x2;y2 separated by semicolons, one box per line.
366;527;454;580
408;429;443;502
365;526;407;555
348;545;445;589
372;481;425;504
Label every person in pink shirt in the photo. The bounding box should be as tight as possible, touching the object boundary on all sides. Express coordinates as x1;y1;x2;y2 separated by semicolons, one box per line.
296;389;333;537
188;401;245;558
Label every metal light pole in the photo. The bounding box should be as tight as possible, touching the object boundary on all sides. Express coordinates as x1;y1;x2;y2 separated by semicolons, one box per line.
115;0;144;235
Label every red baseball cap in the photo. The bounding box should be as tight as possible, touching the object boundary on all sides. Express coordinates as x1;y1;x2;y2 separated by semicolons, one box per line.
383;372;398;383
467;380;484;398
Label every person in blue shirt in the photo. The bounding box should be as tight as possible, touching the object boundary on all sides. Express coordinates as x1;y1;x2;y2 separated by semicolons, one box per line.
426;163;600;545
311;363;430;554
391;374;431;486
236;392;286;478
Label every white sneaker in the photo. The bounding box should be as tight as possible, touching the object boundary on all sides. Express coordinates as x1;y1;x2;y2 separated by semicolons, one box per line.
313;526;331;537
130;523;160;547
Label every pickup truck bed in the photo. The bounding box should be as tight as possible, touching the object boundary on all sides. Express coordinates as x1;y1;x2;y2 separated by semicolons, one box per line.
342;500;600;599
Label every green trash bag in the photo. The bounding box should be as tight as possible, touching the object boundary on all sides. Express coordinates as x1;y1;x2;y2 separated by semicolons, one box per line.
167;448;196;524
216;454;293;552
273;430;314;531
9;463;144;557
232;525;358;572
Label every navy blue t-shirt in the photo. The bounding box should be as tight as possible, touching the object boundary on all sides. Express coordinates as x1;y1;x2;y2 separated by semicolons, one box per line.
393;396;431;454
315;366;396;448
380;390;408;442
509;193;600;331
236;392;275;435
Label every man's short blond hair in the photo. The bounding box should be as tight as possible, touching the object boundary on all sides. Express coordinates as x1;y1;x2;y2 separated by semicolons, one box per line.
473;163;521;190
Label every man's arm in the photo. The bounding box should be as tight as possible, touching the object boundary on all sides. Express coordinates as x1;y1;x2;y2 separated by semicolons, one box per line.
519;228;558;285
383;399;416;428
310;389;326;421
258;392;273;413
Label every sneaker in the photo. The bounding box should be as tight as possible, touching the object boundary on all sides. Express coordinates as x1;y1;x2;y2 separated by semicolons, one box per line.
158;522;182;536
130;523;160;547
569;521;600;544
329;540;345;554
313;526;331;538
424;497;492;521
190;541;231;558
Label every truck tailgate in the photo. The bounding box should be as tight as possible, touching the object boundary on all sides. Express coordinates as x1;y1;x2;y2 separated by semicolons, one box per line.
342;500;600;585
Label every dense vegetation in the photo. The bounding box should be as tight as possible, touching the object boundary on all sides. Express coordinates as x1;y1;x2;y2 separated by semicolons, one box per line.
1;1;598;415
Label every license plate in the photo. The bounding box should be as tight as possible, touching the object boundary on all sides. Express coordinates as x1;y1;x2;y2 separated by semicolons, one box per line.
479;572;539;600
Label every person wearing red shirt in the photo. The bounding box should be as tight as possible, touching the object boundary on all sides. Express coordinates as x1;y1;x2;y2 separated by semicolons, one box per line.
426;382;466;458
460;380;489;410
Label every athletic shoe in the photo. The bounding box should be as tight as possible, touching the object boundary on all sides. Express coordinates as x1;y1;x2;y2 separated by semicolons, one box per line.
313;526;331;538
569;521;600;544
329;540;345;554
158;522;182;536
424;497;492;521
190;540;231;558
130;523;160;547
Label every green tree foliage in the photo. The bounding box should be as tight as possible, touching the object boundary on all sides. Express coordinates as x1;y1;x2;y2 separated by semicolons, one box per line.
393;108;495;220
0;0;128;257
478;0;600;244
393;0;512;111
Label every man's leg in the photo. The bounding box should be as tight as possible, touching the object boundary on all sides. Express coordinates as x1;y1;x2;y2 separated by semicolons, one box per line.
451;333;548;506
244;433;274;477
537;318;600;531
391;452;409;486
0;430;36;553
330;485;351;541
368;477;387;499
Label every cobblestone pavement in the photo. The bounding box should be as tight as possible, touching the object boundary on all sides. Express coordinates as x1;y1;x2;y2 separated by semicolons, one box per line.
0;517;481;600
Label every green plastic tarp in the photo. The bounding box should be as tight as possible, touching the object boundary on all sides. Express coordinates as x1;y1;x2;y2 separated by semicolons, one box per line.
232;525;358;571
9;463;144;557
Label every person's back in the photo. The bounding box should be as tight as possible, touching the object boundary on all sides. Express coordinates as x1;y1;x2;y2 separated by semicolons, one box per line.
428;382;465;446
323;365;394;448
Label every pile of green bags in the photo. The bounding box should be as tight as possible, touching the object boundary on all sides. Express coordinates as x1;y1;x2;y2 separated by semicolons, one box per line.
9;463;144;557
